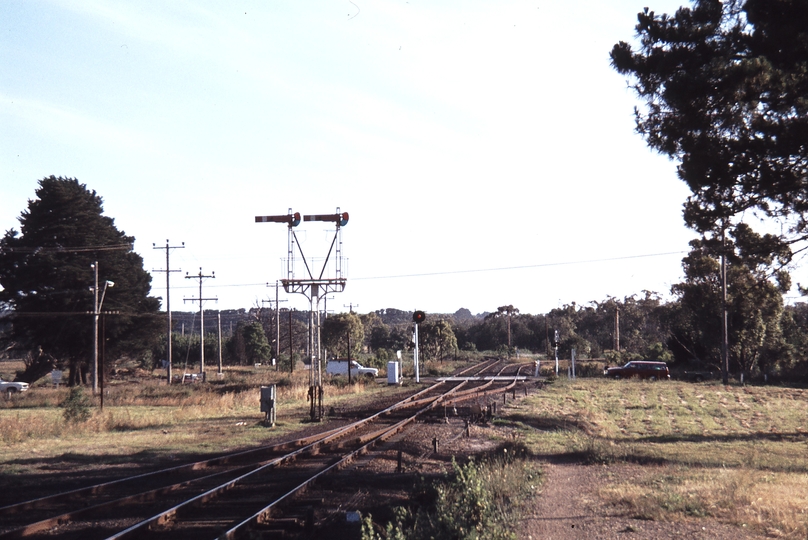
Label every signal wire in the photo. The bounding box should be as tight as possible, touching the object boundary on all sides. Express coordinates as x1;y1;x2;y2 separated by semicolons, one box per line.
350;250;687;281
151;250;686;290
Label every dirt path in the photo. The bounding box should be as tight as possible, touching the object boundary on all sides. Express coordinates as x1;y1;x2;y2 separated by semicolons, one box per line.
518;461;766;540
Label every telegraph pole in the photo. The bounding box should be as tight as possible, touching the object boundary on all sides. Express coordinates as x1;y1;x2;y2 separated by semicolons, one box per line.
92;261;98;394
614;307;620;352
153;240;184;384
721;227;729;385
289;309;294;373
322;295;334;319
262;281;287;368
185;268;216;380
217;312;223;376
90;261;114;395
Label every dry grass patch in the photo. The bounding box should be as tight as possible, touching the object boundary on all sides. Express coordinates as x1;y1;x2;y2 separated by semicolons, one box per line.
507;378;808;539
0;366;408;477
601;466;808;538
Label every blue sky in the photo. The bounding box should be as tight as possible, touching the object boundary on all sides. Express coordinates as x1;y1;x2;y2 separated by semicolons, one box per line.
2;0;708;315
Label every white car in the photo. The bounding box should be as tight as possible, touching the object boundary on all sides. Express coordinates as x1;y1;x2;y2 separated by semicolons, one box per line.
326;360;379;378
0;377;29;396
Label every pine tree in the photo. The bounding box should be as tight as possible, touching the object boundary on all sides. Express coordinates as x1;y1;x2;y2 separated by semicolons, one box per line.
0;177;162;384
611;0;808;253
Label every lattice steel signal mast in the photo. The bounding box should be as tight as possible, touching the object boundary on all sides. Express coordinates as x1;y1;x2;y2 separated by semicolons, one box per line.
255;208;349;421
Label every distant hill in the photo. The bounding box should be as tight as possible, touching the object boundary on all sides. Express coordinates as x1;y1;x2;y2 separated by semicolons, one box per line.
452;308;483;322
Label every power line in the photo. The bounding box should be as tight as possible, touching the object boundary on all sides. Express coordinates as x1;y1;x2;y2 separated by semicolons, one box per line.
1;243;133;254
351;251;688;281
148;250;688;290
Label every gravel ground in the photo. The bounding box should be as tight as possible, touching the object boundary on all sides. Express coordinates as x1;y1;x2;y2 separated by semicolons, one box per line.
518;461;767;540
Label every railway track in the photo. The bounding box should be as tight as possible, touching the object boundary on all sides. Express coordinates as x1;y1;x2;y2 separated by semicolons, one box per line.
0;358;536;539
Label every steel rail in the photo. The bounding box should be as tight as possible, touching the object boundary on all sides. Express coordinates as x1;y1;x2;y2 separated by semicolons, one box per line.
0;463;265;540
380;357;503;411
0;425;351;518
107;387;463;540
0;394;428;539
436;361;515;401
0;428;364;539
2;382;459;538
1;357;508;539
102;375;477;539
444;364;528;405
1;367;465;520
217;376;471;540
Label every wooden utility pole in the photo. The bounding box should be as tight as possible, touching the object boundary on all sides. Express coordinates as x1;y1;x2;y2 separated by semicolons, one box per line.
184;268;216;380
217;312;223;376
721;228;729;385
262;281;287;370
152;240;184;384
614;307;620;352
347;330;352;385
289;309;294;373
91;262;113;395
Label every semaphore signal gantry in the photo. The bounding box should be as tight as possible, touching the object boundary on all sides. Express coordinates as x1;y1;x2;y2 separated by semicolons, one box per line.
255;208;349;421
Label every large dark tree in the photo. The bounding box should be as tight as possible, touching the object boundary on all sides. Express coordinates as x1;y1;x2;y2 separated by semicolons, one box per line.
0;177;161;384
611;0;808;254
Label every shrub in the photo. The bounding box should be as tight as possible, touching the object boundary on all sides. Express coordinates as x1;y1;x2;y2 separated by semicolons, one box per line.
362;446;536;540
61;387;93;424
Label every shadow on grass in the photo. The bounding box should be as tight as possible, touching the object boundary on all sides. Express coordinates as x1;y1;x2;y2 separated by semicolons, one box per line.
501;413;808;472
3;447;213;469
635;431;808;444
500;413;598;436
0;448;227;507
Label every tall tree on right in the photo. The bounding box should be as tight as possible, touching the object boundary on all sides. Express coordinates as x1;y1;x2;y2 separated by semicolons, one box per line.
611;0;807;382
611;0;808;248
669;224;790;378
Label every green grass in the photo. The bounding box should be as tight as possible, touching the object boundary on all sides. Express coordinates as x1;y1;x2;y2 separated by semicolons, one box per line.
502;378;808;539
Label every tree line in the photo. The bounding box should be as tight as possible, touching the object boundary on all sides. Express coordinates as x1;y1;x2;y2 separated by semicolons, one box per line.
1;177;808;385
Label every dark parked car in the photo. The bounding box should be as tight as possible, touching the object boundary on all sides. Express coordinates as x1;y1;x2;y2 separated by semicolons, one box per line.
604;361;670;380
683;367;720;382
